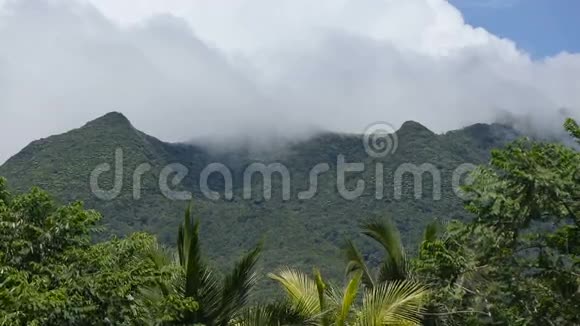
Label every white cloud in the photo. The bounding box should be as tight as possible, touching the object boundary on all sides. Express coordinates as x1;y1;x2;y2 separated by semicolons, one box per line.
0;0;579;163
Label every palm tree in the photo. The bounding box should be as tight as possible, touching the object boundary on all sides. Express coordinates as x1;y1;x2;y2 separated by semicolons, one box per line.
230;302;305;326
344;218;410;289
267;268;427;325
345;218;443;289
145;204;262;325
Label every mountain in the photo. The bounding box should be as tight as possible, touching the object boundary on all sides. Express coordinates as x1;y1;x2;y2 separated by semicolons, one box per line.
0;112;518;297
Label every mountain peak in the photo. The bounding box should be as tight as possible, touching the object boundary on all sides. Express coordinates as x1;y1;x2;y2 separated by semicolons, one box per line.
83;111;132;129
459;122;520;147
397;120;434;136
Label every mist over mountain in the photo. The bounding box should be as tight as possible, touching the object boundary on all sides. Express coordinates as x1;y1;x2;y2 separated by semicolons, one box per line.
0;112;521;296
1;0;579;164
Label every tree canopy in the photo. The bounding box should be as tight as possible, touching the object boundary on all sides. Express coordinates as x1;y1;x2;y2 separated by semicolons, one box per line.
413;119;580;325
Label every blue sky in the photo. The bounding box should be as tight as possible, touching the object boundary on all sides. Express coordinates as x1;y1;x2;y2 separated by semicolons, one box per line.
450;0;580;58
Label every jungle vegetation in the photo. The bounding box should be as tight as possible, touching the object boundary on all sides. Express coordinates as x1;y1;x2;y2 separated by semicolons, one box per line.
1;118;578;325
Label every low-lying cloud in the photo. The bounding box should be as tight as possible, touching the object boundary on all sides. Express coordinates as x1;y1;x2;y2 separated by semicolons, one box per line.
0;0;579;163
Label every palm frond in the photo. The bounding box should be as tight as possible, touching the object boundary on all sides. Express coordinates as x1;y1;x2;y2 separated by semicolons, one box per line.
177;203;225;324
377;255;410;285
335;271;362;326
268;268;321;318
179;203;206;298
361;218;408;282
145;242;173;268
231;305;274;326
217;243;262;325
344;240;375;288
314;268;327;312
232;302;309;326
142;240;175;296
177;203;190;266
196;267;223;323
357;280;427;326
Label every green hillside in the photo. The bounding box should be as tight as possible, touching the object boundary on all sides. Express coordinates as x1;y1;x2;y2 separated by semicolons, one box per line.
0;112;518;296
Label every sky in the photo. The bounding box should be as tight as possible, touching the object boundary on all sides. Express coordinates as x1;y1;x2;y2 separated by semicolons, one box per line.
0;0;579;163
450;0;580;57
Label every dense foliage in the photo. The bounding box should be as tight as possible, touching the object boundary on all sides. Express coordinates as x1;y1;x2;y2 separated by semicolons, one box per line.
413;118;580;325
1;118;578;325
0;179;197;325
0;180;427;325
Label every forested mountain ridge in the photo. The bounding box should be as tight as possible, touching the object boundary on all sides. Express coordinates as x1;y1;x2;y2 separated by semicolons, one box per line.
2;117;578;325
0;112;519;288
